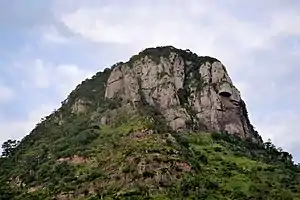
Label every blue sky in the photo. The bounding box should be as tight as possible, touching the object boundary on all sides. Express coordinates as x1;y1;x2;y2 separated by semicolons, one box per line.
1;0;300;161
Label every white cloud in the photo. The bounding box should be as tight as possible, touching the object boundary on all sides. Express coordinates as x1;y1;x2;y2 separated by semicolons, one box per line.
270;10;300;36
254;111;300;158
22;59;93;97
58;1;300;57
31;59;51;88
0;59;93;147
41;25;70;44
0;103;57;145
54;64;94;96
0;84;15;104
0;57;94;146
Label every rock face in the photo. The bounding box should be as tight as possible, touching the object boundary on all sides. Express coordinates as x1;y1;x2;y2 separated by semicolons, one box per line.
104;46;261;142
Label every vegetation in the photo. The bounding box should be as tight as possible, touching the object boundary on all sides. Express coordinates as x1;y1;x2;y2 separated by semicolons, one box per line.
62;67;113;112
0;46;299;199
1;139;19;157
128;46;219;67
1;114;300;199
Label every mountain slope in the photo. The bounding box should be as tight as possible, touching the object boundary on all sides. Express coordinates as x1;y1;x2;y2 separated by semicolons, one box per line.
0;46;299;200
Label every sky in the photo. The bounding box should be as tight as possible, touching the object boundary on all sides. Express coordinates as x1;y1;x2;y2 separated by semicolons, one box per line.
1;0;300;161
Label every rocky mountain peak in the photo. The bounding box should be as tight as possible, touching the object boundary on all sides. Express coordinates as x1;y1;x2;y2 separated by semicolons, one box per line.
102;46;261;143
3;46;299;200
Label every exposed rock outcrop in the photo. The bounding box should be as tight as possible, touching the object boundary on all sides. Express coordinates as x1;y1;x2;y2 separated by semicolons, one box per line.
57;155;88;164
71;99;90;114
103;46;261;143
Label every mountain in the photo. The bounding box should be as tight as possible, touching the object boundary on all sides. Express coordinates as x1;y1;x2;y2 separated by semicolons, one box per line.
103;46;260;142
0;46;299;200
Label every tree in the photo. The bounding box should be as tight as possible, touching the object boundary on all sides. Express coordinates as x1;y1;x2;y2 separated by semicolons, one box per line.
1;139;19;157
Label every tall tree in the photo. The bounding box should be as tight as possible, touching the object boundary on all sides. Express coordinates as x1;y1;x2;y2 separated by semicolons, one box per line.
1;139;19;157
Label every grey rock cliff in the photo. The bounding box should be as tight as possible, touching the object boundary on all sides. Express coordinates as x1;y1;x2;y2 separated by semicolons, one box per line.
104;46;261;143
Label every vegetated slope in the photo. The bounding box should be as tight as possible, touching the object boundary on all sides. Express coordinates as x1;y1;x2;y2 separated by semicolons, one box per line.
0;46;299;200
1;114;299;200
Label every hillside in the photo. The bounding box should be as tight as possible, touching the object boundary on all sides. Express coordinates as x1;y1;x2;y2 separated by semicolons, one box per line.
0;46;299;200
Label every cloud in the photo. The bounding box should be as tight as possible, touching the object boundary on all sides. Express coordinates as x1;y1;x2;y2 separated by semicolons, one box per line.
18;59;93;97
41;26;70;44
0;103;57;143
0;84;14;105
254;111;300;160
58;1;300;54
59;3;247;53
0;57;93;147
54;63;94;96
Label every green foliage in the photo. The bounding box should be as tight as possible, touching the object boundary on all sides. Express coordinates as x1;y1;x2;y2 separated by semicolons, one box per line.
1;139;20;157
128;46;219;68
0;180;19;200
167;132;300;200
3;119;300;200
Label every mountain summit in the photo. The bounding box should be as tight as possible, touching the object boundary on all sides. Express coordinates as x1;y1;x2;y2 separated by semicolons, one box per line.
101;46;261;142
1;46;299;200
